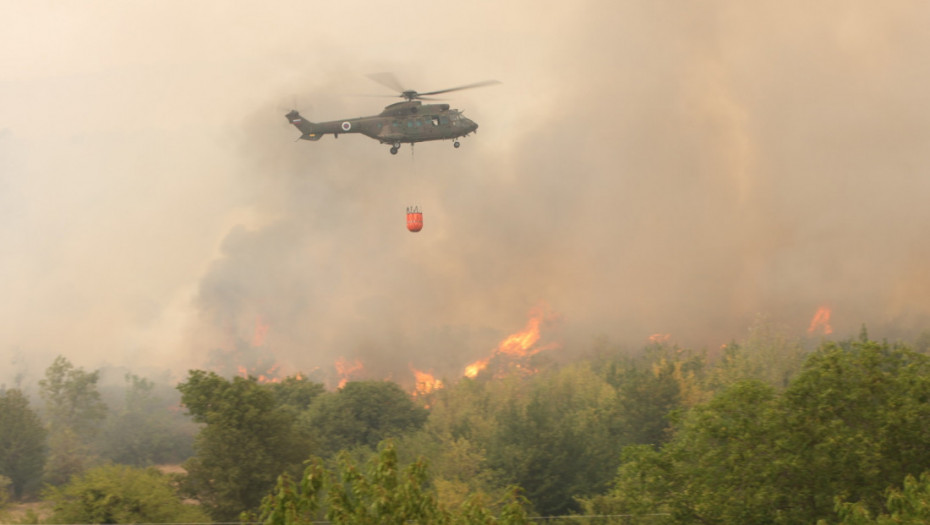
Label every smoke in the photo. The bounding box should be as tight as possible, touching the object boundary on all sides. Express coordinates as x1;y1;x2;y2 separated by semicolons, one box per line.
2;1;930;387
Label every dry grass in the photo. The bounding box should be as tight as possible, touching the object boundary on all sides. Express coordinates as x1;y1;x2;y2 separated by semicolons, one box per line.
0;500;54;524
154;464;187;475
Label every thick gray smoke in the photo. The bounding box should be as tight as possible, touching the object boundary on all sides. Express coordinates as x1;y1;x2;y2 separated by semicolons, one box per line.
2;1;929;387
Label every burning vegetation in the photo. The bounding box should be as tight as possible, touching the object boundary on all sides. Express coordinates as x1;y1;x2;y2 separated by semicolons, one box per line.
334;357;364;388
210;303;852;405
464;306;558;380
211;306;561;398
808;306;833;335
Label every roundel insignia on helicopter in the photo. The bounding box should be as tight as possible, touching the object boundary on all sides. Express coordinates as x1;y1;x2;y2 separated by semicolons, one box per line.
341;121;352;132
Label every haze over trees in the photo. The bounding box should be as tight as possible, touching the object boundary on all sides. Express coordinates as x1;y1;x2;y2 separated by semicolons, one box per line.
96;373;196;466
0;389;46;499
38;356;107;486
0;356;198;517
3;326;930;524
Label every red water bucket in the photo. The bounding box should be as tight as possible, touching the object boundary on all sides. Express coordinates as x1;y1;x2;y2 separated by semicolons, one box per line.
406;206;423;232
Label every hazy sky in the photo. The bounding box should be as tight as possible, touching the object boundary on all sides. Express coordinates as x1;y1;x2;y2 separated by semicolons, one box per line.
3;1;930;388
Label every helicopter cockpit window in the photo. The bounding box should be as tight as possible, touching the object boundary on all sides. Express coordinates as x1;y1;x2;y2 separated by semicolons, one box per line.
431;116;440;126
440;116;449;125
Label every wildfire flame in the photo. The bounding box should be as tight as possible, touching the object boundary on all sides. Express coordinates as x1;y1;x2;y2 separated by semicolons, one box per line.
497;316;542;356
649;333;671;344
464;357;491;379
411;367;444;397
231;307;560;390
335;357;364;388
808;306;833;335
464;306;556;379
222;314;288;383
237;362;284;383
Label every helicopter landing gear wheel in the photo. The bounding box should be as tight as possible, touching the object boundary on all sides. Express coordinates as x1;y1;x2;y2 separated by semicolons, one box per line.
453;141;461;149
390;145;399;155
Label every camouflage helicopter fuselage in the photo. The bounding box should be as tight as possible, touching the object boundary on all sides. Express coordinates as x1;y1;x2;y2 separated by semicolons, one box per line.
286;100;478;155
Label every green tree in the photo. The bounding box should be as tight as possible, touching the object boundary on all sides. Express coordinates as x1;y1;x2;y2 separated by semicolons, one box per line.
0;389;47;499
178;370;311;521
39;356;107;437
405;433;501;512
424;358;668;516
0;475;9;509
266;376;326;414
581;444;674;523
303;381;428;456
775;340;930;522
97;374;196;466
833;472;930;524
46;464;209;524
708;316;807;391
39;356;106;485
256;440;529;525
590;339;930;524
609;360;681;447
487;364;620;516
409;376;523;512
583;381;782;524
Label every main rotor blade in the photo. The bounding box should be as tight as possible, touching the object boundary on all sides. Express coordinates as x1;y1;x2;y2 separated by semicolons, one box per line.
418;80;501;97
367;72;406;94
350;93;401;98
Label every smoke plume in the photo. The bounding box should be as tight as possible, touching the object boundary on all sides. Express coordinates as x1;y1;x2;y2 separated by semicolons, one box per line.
2;1;929;387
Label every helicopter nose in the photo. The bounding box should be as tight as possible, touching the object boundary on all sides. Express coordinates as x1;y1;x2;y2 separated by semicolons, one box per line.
466;119;478;132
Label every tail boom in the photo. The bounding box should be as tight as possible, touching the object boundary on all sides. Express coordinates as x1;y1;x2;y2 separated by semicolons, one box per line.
286;110;366;141
286;110;324;140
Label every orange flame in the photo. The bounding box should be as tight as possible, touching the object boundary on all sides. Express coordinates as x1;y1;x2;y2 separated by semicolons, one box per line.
464;307;556;378
649;333;671;344
808;306;833;335
236;363;284;383
411;367;444;397
497;316;542;357
464;357;490;379
335;357;364;388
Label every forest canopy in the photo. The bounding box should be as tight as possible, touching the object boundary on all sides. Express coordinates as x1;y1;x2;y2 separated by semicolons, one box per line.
3;327;930;524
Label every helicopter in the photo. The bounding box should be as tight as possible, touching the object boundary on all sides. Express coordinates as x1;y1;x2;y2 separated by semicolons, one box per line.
286;73;500;155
